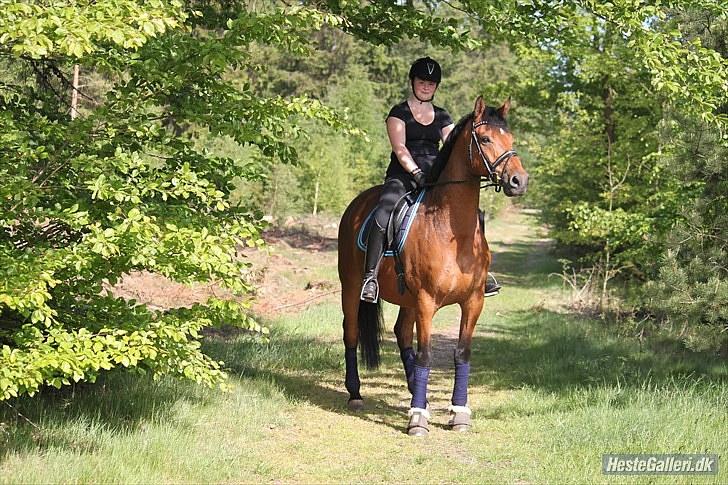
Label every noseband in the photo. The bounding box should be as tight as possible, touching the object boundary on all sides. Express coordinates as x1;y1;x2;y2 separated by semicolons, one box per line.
468;119;517;191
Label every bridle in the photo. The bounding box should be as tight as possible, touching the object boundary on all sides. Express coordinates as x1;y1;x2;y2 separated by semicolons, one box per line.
468;119;517;191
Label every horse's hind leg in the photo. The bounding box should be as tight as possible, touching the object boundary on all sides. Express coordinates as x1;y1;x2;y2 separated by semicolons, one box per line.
393;307;416;396
449;294;484;432
342;286;364;410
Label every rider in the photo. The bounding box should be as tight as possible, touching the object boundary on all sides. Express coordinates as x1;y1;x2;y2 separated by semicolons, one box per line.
360;57;501;303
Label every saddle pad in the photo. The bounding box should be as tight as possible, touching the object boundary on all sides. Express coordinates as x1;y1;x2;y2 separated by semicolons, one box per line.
357;189;426;257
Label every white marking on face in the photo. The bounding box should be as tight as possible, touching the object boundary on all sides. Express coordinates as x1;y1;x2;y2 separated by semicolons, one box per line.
499;128;505;135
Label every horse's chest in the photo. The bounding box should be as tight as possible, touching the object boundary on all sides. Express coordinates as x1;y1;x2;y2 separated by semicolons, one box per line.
409;238;486;285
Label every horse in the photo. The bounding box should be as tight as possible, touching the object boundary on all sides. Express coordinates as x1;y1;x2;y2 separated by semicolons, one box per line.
337;96;529;436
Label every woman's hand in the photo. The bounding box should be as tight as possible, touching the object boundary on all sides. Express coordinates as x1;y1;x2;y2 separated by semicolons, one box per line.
411;168;427;188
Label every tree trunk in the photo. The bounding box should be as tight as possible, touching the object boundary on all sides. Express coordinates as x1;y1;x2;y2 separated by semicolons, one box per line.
601;76;616;315
313;175;320;216
70;64;80;120
268;178;278;218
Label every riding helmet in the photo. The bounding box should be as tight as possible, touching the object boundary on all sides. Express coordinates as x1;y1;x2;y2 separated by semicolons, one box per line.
408;57;442;84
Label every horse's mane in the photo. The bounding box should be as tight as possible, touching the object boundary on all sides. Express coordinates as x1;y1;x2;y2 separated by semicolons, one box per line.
430;107;509;182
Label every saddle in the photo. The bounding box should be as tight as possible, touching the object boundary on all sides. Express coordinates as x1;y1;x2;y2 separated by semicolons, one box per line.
357;188;427;293
357;189;426;256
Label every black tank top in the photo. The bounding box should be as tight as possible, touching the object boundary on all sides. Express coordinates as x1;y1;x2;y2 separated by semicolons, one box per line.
385;101;453;178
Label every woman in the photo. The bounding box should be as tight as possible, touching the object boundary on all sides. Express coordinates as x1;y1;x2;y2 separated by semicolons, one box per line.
360;57;501;302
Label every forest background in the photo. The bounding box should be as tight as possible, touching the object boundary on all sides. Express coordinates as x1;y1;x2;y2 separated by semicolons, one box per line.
0;0;726;400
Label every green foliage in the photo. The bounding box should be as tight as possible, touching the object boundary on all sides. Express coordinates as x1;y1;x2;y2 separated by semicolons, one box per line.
0;0;185;58
645;249;728;353
642;102;728;353
505;3;727;348
521;23;679;275
294;64;390;215
324;0;483;50
0;2;368;400
0;298;253;399
461;0;728;131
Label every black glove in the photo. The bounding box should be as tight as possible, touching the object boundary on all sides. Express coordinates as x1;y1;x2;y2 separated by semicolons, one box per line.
411;168;427;189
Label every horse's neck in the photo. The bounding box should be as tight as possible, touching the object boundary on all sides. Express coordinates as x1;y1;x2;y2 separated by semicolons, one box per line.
429;134;481;232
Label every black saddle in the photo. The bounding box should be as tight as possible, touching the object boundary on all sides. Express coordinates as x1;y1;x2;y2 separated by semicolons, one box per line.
357;189;426;257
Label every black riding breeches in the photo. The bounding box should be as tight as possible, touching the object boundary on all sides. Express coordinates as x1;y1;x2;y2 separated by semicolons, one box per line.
373;174;418;230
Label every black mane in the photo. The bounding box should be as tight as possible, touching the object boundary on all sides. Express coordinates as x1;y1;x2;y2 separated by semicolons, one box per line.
429;107;509;182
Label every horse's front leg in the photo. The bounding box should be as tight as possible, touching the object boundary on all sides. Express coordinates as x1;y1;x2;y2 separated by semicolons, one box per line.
393;307;416;397
407;297;436;437
449;293;484;432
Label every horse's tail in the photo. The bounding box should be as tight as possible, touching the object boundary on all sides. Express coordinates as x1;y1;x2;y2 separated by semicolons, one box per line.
358;300;383;369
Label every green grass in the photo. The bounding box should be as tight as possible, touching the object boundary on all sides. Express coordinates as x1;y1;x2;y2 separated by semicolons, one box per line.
1;210;726;484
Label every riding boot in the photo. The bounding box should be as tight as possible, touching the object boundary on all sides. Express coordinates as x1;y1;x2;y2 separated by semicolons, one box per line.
360;221;386;302
484;272;502;297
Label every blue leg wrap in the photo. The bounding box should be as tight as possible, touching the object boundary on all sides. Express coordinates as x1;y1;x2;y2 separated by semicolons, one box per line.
410;364;430;409
452;361;470;406
345;347;361;400
400;347;416;395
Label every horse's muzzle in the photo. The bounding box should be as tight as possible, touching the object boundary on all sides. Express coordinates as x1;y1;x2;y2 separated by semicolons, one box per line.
503;171;529;196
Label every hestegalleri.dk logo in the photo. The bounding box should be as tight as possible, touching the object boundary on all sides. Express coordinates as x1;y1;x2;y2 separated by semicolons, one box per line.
602;454;719;475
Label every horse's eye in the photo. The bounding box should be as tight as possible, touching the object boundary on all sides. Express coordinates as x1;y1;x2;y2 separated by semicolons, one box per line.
480;136;491;144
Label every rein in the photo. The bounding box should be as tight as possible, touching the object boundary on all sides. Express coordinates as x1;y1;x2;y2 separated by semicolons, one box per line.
403;116;518;193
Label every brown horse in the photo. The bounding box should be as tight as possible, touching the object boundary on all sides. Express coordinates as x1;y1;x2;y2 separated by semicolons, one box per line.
337;96;529;436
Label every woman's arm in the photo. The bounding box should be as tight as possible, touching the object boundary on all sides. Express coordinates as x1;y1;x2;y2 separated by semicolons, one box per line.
441;123;455;143
386;117;419;174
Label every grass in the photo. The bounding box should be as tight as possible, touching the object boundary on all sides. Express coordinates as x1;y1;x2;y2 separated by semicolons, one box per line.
1;209;726;484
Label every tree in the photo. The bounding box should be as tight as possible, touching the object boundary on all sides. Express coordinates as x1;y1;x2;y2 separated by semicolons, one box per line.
452;1;726;311
295;63;390;215
0;0;488;399
0;2;355;399
642;10;728;354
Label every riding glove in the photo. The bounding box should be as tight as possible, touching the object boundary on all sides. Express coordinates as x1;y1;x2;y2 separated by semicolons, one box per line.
411;168;427;189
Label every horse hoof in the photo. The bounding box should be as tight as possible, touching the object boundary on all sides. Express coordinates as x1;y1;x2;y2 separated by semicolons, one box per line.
347;399;364;411
407;426;429;437
451;423;470;433
407;409;429;437
447;406;472;432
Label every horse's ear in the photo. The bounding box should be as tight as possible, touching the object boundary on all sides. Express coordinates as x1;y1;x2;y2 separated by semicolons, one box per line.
474;96;486;120
498;97;511;118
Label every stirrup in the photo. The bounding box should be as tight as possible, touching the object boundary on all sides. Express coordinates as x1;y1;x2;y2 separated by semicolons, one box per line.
360;276;379;303
484;273;501;297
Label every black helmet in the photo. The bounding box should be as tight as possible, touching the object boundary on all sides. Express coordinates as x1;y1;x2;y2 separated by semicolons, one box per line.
409;57;442;84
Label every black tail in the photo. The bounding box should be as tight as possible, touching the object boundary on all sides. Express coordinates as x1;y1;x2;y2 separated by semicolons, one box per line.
358;300;383;369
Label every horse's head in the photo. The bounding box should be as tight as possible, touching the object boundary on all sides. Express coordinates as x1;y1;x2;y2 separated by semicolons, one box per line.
470;96;529;196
